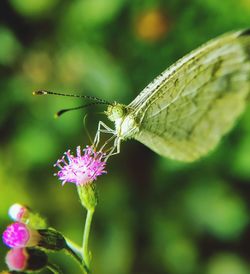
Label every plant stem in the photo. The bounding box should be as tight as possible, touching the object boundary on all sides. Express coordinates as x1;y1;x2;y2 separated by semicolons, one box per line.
65;245;87;273
65;237;82;258
82;209;94;270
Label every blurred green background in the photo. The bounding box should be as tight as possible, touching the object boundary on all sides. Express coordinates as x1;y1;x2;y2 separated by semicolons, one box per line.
1;0;250;273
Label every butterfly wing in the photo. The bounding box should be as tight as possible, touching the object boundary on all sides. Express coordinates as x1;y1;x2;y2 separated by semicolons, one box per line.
129;30;250;162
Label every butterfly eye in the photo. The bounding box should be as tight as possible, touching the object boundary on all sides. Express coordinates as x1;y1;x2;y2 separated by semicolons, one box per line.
113;106;124;118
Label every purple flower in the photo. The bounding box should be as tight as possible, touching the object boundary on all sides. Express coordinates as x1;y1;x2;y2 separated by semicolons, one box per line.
54;146;107;186
2;223;40;248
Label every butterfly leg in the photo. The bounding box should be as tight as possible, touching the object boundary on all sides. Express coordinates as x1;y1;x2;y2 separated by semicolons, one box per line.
105;137;121;160
93;121;115;148
105;124;138;159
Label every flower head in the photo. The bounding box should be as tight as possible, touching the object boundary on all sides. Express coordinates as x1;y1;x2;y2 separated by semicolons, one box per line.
2;223;40;248
54;146;107;186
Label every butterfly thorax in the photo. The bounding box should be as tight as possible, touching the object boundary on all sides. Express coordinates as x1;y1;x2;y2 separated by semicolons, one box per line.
105;103;139;140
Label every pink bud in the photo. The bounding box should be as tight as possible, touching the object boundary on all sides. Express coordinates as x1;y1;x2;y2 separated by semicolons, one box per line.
5;248;48;271
5;248;27;271
2;223;40;248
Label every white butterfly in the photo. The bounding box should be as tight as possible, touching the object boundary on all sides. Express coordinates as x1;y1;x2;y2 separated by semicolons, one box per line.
35;29;250;162
94;29;250;162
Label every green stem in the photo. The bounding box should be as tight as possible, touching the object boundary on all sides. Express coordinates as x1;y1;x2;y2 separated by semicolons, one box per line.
65;245;87;273
65;237;82;258
82;209;94;270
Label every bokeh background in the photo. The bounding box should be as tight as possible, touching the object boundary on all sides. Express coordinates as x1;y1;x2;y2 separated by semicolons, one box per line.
1;0;250;273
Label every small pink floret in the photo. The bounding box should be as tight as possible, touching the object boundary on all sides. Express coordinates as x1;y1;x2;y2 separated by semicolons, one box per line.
2;223;30;248
6;248;27;271
54;146;107;186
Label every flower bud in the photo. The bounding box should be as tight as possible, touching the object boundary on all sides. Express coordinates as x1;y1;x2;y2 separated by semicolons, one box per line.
2;223;67;251
8;204;29;223
2;223;40;248
8;203;47;229
5;248;48;272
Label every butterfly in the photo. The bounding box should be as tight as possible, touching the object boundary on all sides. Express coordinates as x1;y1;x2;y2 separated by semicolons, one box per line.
35;29;250;162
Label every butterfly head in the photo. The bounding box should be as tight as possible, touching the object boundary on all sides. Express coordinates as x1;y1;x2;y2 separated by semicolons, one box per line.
105;103;139;140
105;103;127;122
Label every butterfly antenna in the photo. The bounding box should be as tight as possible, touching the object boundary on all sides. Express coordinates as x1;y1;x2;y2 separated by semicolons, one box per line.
33;90;111;105
55;102;106;117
